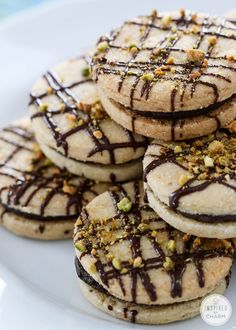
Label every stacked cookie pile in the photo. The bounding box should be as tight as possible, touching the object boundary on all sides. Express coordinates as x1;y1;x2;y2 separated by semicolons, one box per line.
74;9;236;324
0;57;147;239
0;8;235;325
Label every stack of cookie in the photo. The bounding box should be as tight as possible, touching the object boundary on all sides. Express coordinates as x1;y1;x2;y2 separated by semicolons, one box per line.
73;9;236;324
0;56;147;239
0;6;235;326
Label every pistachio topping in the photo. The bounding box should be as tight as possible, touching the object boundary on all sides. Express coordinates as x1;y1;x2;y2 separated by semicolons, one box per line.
93;130;103;139
204;156;214;168
141;73;154;81
208;36;217;46
133;256;143;268
112;257;121;270
163;256;175;270
165;130;236;180
166;239;176;252
186;49;205;63
97;40;109;52
75;239;87;252
82;66;91;77
39;103;48;112
117;197;132;212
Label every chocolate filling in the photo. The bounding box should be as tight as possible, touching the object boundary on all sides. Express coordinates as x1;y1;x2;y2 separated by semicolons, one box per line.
47;144;145;168
112;93;236;120
1;203;77;222
75;257;107;294
177;210;236;223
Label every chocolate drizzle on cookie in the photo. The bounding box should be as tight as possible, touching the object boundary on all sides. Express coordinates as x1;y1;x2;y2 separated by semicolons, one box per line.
0;124;100;221
144;128;236;222
30;57;148;163
74;181;234;307
92;11;236;136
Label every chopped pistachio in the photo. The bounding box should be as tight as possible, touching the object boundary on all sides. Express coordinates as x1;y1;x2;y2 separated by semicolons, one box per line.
75;239;87;252
39;103;48;112
219;156;228;166
174;145;182;153
179;8;185;17
97;41;109;52
208;36;217;46
112;257;121;270
133;256;143;268
120;267;129;274
208;140;224;154
47;86;53;95
82;66;91;77
93;130;103;139
75;219;83;226
89;262;97;274
190;71;201;80
161;15;172;28
62;181;76;195
179;174;190;186
137;223;150;232
155;69;165;76
163;256;175;270
166;57;174;65
186;49;205;63
226;55;235;62
166;239;176;252
141;73;154;81
117;197;132;212
151;9;158;18
204;156;214;168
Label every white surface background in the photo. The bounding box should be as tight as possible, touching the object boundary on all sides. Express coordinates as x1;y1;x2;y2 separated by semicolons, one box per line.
0;1;236;329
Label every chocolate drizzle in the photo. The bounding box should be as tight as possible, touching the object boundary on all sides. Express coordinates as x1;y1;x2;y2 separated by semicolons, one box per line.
93;12;236;136
144;129;236;223
75;181;234;308
30;57;148;163
0;124;101;221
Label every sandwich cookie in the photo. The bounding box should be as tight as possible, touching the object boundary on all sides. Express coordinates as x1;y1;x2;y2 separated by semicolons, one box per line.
74;181;234;324
29;56;148;182
144;122;236;239
0;118;110;240
92;9;236;140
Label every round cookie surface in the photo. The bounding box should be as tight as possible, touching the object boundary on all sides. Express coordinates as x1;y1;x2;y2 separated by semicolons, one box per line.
0;118;110;240
79;279;227;325
74;181;234;323
29;56;148;182
144;123;236;238
92;10;236;140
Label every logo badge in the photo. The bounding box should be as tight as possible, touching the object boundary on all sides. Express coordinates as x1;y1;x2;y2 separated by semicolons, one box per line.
200;294;232;326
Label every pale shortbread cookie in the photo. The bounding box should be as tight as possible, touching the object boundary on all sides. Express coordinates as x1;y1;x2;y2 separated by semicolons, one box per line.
143;125;236;238
224;10;236;20
92;10;236;140
74;181;234;323
99;88;236;140
29;56;148;182
0;118;110;240
79;279;227;324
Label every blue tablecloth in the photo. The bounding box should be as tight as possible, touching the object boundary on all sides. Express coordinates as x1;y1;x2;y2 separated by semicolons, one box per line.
0;0;49;19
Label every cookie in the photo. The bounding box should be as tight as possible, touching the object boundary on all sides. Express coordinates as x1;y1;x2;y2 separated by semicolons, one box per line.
225;10;236;21
29;56;148;182
0;118;110;240
144;123;236;238
92;10;236;140
74;181;234;324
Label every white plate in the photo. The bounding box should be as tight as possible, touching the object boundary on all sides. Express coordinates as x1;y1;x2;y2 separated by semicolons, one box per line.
0;0;236;329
